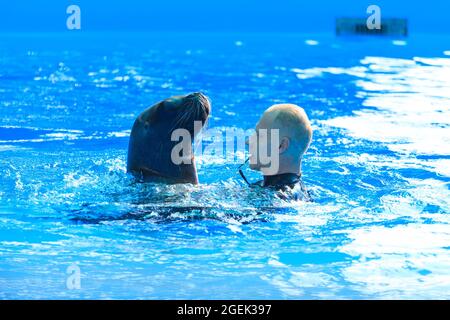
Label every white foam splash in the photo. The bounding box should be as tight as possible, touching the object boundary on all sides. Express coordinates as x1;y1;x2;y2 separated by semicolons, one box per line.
0;126;134;144
63;172;98;188
107;130;131;138
392;40;407;46
291;66;368;79
305;40;319;46
318;56;450;159
339;223;450;298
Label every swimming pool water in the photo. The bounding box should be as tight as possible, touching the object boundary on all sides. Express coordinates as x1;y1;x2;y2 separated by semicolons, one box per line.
0;32;449;299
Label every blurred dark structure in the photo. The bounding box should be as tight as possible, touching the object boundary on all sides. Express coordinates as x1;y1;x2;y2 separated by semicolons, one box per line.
336;18;408;36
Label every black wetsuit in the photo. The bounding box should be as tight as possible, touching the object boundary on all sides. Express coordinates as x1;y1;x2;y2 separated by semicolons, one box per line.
252;173;312;201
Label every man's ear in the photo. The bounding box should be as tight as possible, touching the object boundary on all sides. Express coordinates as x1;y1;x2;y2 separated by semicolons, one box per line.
279;137;290;154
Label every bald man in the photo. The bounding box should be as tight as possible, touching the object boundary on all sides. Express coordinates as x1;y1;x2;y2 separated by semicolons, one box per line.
245;104;313;200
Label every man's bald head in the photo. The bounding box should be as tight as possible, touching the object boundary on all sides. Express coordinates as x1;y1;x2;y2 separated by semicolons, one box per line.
258;104;313;158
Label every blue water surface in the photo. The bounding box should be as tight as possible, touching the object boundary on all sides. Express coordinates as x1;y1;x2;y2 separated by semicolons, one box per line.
0;32;449;299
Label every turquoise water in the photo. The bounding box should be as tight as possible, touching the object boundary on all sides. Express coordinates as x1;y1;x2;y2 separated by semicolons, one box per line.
0;33;449;299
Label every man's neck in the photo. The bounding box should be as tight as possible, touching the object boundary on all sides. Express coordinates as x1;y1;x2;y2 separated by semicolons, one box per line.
263;159;301;176
264;158;301;184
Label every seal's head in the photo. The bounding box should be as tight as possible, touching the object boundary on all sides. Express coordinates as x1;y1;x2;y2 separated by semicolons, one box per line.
127;92;210;184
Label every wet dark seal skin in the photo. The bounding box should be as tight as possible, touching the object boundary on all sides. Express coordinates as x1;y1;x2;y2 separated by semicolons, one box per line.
127;92;210;184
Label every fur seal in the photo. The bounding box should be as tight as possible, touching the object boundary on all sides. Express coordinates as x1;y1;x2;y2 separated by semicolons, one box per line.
127;92;210;184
